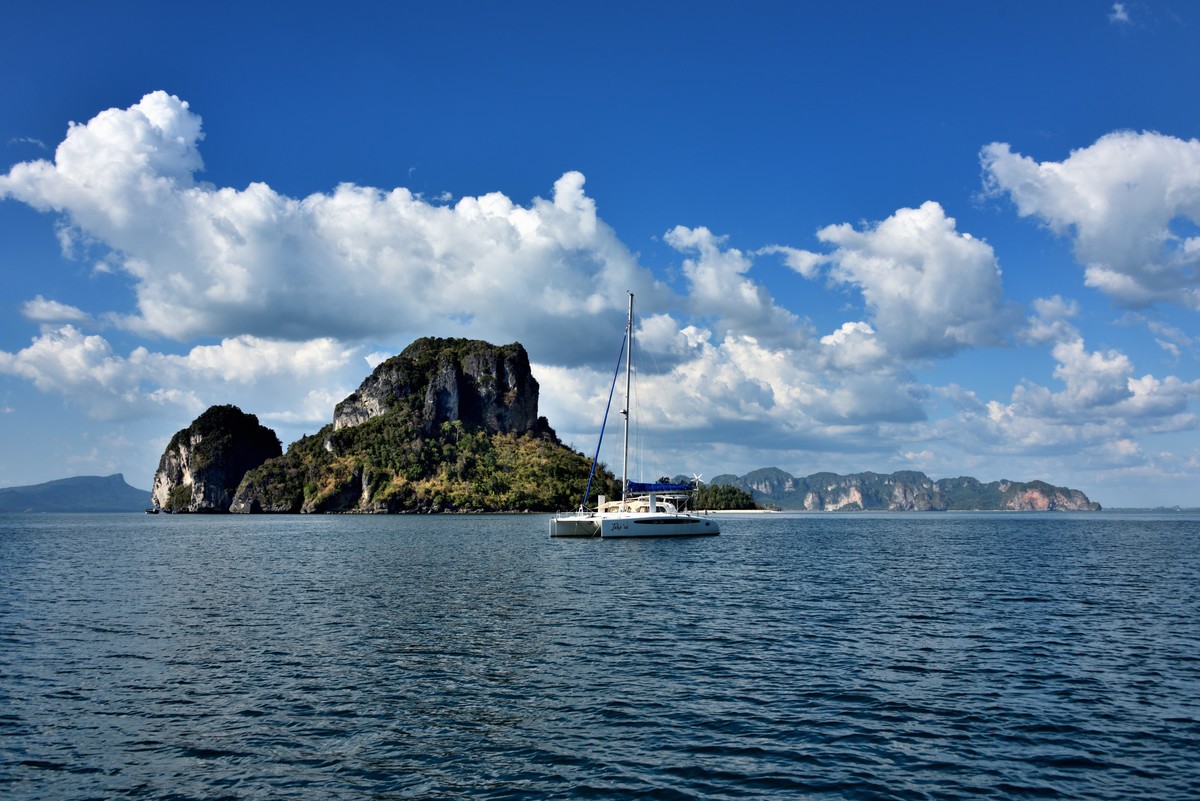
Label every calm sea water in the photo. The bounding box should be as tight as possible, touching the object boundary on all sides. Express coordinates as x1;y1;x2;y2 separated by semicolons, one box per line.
1;512;1198;800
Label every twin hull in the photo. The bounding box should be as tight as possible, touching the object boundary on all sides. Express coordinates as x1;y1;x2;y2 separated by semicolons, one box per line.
549;512;719;538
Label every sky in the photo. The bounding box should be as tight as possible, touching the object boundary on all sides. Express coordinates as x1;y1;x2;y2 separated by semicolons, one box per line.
2;1;1199;508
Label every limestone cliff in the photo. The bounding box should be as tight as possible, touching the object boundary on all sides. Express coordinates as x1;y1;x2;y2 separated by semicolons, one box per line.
229;338;598;514
152;405;282;512
712;469;1101;511
998;480;1099;511
333;338;544;437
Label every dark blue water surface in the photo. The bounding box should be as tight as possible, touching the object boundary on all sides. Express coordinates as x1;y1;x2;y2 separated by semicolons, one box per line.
2;512;1198;800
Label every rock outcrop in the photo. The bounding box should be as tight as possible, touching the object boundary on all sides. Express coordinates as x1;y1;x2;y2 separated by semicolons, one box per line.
227;337;595;514
711;469;1101;511
152;405;282;512
333;337;545;437
998;480;1098;511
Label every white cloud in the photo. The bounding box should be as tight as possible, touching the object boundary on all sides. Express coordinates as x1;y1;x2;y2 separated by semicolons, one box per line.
21;295;91;324
179;336;353;384
0;325;359;425
767;203;1020;385
809;373;926;425
663;225;805;347
0;91;957;473
1109;3;1131;24
760;244;823;279
1146;319;1196;358
1023;294;1080;345
0;92;663;366
8;136;48;151
0;92;203;224
1049;338;1137;410
540;310;929;481
972;329;1200;456
0;326;144;419
981;131;1200;310
364;350;393;369
819;321;887;371
799;201;1014;359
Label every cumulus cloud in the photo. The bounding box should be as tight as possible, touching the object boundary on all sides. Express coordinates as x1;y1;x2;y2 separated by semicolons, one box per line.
539;309;927;476
663;225;806;347
0;91;965;473
773;201;1015;359
1017;297;1195;419
976;330;1200;456
0;326;146;419
21;295;91;324
1109;3;1131;24
920;291;1200;484
0;92;662;366
555;306;913;453
981;131;1200;310
1048;338;1137;410
0;92;203;223
760;244;823;279
1023;294;1080;345
0;325;359;424
818;321;887;371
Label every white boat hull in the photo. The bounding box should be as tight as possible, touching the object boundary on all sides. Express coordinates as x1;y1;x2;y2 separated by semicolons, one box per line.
550;511;719;538
548;515;602;537
549;293;720;541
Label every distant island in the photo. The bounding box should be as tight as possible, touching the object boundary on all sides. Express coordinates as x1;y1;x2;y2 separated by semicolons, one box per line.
711;467;1100;511
0;474;150;513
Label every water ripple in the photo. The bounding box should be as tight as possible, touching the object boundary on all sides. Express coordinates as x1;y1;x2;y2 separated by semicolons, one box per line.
1;512;1198;799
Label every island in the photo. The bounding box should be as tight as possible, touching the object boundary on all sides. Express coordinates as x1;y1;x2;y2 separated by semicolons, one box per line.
710;467;1100;511
152;338;622;513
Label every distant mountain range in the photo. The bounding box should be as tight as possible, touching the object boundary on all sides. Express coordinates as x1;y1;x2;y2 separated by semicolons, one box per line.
710;468;1101;511
0;474;151;513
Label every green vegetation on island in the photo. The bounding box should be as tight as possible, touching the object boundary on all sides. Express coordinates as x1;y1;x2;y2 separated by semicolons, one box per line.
154;337;623;513
235;415;619;513
693;481;758;511
153;405;282;513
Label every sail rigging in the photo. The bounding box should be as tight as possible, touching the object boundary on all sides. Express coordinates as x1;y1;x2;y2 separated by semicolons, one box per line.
549;292;718;538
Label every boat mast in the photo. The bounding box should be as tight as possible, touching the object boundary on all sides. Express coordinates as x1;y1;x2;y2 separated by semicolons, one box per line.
621;291;633;504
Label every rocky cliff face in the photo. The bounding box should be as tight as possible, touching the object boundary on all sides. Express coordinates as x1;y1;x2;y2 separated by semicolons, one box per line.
999;480;1098;511
228;337;582;514
733;467;798;498
333;337;544;437
152;405;281;512
714;469;1101;511
791;471;945;511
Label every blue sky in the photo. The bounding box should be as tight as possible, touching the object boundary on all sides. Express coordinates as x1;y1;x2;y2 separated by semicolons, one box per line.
2;1;1199;507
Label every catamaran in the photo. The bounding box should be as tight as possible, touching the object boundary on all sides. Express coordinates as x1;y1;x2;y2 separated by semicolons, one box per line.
549;293;719;538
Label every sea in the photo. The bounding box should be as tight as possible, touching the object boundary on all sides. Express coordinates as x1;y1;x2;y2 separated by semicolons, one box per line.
1;511;1198;800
